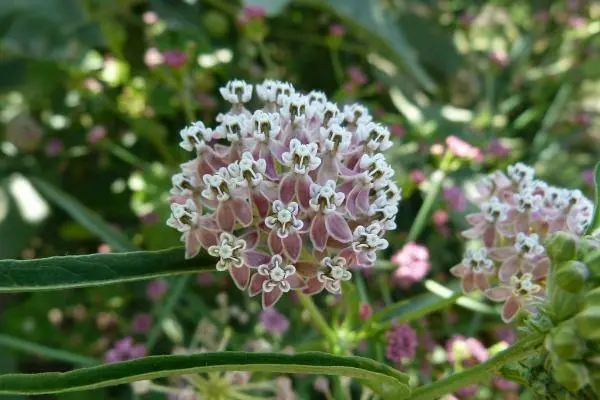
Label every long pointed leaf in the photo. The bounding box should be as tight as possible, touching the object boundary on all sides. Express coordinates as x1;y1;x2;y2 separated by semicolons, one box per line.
0;248;213;292
0;352;411;399
586;162;600;236
29;176;136;252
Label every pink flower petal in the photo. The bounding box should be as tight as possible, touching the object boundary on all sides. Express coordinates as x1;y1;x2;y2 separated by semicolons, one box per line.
345;186;361;218
487;247;516;260
498;256;520;282
296;175;312;209
450;264;469;277
461;225;485;239
483;226;496;247
501;295;521;323
233;198;253;226
356;186;371;214
263;287;283;308
249;274;267;296
325;212;353;243
303;277;324;295
317;157;339;184
185;231;202;259
485;286;512;301
515;214;529;233
295;261;319;277
242;230;259;249
198;229;218;248
310;214;328;251
217;202;235;231
268;229;284;254
461;272;476;293
532;258;549;280
270;140;287;164
473;272;490;291
245;250;271;268
287;274;306;289
252;191;270;218
283;232;302;261
466;213;485;225
279;174;296;203
229;265;250;290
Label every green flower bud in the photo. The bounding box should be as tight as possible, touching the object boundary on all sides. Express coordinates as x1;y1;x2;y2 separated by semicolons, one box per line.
575;305;600;341
585;287;600;307
583;249;600;280
553;361;590;393
556;261;589;293
589;368;600;397
547;232;579;262
577;237;600;261
202;11;229;38
546;322;584;359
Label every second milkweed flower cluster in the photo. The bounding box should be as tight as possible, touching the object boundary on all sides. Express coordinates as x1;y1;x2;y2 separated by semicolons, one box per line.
167;79;400;308
451;163;593;322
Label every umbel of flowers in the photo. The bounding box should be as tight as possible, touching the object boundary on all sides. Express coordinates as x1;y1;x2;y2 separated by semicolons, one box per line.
167;79;400;308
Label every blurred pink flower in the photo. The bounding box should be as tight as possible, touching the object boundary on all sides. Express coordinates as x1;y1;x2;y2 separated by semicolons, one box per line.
140;211;159;225
197;92;217;110
489;50;509;68
132;313;153;334
87;126;106;144
105;337;147;363
45;138;63;157
146;279;168;301
260;308;290;335
163;50;188;69
458;13;475;26
568;16;586;28
492;377;519;391
144;47;163;68
391;242;430;288
386;324;417;363
486;138;510;158
244;5;266;19
445;135;483;162
446;335;488;366
329;24;345;37
98;244;111;253
494;326;517;344
390;124;405;138
196;272;214;287
534;11;550;22
432;209;450;237
583;169;595;187
348;66;368;86
142;11;159;25
443;186;467;212
359;302;373;320
410;169;426;184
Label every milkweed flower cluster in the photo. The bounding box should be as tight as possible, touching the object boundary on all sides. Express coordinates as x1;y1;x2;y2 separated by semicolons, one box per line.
451;163;593;322
167;80;400;308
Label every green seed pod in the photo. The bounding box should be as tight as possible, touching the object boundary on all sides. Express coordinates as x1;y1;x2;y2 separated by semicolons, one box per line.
556;261;589;294
577;237;600;261
547;232;579;262
547;322;584;359
589;367;600;397
575;305;600;341
585;287;600;308
583;249;600;280
553;361;590;393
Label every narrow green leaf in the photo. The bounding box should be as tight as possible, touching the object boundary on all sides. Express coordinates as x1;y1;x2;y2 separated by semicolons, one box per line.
0;352;411;399
586;162;600;236
0;248;214;292
0;335;98;367
29;176;136;252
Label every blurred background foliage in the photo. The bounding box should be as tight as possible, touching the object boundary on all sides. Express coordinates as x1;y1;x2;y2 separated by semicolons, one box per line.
0;0;599;398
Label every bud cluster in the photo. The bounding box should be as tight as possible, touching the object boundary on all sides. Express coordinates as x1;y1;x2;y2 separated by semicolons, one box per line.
167;80;400;308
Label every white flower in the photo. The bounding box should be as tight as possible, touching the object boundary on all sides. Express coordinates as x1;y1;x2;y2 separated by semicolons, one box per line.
265;200;303;238
321;102;342;127
462;248;494;274
359;153;394;183
343;104;372;126
208;233;246;271
219;79;253;104
369;196;398;230
319;124;351;153
481;197;509;223
317;257;352;294
282;138;321;174
514;189;543;213
201;168;235;201
255;79;278;103
507;163;535;185
352;223;389;254
179;121;212;151
510;273;543;298
170;172;196;196
307;91;327;105
257;255;296;293
215;114;251;143
357;122;392;152
373;180;402;205
281;93;309;123
166;199;198;232
228;152;266;187
309;180;345;213
274;81;295;105
251;110;280;142
515;233;545;259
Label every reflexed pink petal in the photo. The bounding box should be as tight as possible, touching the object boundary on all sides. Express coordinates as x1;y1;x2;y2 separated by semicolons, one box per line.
271;140;287;164
242;230;259;249
229;265;250;290
502;296;521;323
325;212;353;243
497;222;514;237
338;161;360;178
532;258;549;280
487;247;516;260
268;229;284;254
461;272;476;293
338;247;356;264
461;225;484;239
217;202;235;231
498;256;520;282
473;272;490;291
356;187;371;214
185;231;202;259
303;277;324;295
450;264;469;278
233;198;253;226
245;250;271;268
279;174;296;203
295;261;319;277
317;156;338;184
345;186;361;217
485;286;512;301
249;274;267;296
466;213;485;225
283;233;301;261
310;214;328;251
252;191;270;218
198;229;218;248
287;274;306;289
515;214;529;233
337;181;354;195
263;287;283;308
296;175;312;209
483;226;496;247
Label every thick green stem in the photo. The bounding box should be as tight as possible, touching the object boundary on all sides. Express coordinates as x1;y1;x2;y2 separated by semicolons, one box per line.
408;333;544;400
406;152;453;242
297;292;337;343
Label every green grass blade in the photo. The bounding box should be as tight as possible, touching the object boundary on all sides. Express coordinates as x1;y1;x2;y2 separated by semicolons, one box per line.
585;162;600;236
0;248;214;292
0;352;411;399
29;176;136;252
0;335;98;367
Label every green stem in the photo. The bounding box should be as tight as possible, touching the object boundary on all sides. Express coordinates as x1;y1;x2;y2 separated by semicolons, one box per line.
331;49;344;85
406;151;453;242
408;333;545;400
256;42;277;77
297;292;337;343
0;334;98;367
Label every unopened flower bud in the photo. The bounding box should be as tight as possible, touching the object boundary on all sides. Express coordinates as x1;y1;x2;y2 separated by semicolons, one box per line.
546;232;578;262
556;261;589;293
552;361;589;393
583;249;600;280
576;237;600;261
575;306;600;341
546;322;584;359
585;287;600;307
